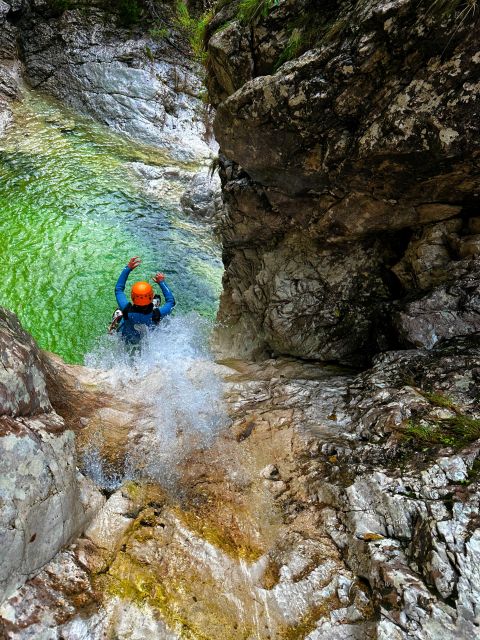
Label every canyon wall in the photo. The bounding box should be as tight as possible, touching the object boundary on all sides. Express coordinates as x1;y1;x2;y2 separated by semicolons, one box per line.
1;1;480;638
0;308;104;604
0;0;213;160
207;0;480;364
0;0;22;133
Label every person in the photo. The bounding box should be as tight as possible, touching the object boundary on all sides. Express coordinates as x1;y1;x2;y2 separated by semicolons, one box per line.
111;256;175;342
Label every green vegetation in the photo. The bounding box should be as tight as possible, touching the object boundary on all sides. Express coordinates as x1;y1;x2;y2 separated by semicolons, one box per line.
237;0;278;24
273;12;348;69
322;17;348;44
149;25;170;39
46;0;151;27
176;1;213;62
427;0;477;18
46;0;75;12
405;415;480;448
116;0;143;25
275;28;303;68
420;391;458;410
467;458;480;482
144;44;154;61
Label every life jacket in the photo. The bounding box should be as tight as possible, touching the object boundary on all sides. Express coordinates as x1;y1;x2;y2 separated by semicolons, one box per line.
108;296;162;333
122;302;161;324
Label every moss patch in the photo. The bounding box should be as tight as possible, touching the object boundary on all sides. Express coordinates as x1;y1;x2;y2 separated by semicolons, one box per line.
278;596;340;640
105;555;208;639
404;414;480;448
174;506;264;562
420;390;458;410
105;551;256;639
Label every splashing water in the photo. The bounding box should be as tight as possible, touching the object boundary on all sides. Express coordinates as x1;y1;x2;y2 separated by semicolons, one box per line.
81;446;134;493
83;313;228;490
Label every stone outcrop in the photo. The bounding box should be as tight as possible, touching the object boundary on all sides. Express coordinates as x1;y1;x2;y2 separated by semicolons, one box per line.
0;308;104;605
206;0;480;363
180;168;222;218
1;335;479;638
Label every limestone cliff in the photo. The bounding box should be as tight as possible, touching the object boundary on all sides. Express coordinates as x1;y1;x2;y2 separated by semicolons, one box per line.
0;308;103;605
206;0;480;364
0;0;213;160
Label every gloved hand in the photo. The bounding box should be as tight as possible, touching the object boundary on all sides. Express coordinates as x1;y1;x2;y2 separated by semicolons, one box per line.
128;256;141;269
153;272;165;283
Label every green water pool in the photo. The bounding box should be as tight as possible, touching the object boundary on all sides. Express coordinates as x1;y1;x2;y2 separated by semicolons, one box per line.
0;91;223;363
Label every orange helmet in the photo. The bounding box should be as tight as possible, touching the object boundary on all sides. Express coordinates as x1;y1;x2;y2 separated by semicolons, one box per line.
131;281;154;306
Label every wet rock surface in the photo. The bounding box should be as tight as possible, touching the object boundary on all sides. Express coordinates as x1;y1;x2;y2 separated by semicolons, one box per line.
1;334;479;638
0;308;104;605
180;168;222;219
0;0;22;134
0;1;214;160
206;0;480;363
18;3;212;161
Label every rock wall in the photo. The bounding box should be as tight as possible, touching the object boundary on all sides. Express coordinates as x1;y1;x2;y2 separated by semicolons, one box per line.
0;0;22;134
19;1;212;160
0;0;214;161
207;0;480;363
0;308;104;605
1;336;479;639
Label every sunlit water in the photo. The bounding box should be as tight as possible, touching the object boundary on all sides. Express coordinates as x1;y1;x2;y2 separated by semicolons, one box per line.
0;90;222;363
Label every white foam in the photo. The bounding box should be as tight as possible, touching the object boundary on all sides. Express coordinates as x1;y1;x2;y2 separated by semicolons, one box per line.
83;313;227;490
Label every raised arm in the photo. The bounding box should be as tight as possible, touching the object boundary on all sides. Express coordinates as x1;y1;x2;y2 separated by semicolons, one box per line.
115;257;141;311
153;273;175;317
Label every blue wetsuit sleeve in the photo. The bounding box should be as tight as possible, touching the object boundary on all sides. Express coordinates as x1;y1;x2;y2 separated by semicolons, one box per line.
158;281;175;317
115;266;131;311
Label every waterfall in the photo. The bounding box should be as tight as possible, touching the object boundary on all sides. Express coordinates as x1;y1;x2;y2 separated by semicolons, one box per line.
82;313;228;491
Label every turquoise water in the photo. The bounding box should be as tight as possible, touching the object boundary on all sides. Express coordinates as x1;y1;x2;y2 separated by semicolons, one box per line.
0;91;222;363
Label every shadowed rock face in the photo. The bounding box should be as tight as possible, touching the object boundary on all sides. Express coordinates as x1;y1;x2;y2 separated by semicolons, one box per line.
0;308;104;605
0;0;22;134
206;0;480;363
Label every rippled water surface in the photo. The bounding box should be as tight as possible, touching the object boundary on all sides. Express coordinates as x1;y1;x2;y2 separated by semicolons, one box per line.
0;91;222;363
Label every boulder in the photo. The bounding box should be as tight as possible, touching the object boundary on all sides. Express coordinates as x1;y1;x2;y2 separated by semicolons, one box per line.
180;169;222;219
395;268;480;349
392;220;462;291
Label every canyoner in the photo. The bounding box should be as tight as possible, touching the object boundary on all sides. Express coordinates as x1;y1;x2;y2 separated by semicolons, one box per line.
110;256;176;342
